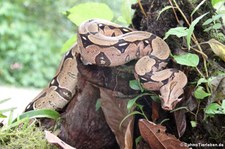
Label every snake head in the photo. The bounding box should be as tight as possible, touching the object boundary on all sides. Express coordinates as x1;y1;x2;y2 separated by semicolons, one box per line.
159;71;187;111
159;83;184;111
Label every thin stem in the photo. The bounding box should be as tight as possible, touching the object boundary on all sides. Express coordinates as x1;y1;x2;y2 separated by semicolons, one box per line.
172;0;190;26
195;101;201;121
186;41;209;49
168;0;180;24
190;47;208;59
170;106;196;116
195;67;204;78
137;0;147;17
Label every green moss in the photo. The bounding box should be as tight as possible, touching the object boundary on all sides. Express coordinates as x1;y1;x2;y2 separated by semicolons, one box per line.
0;122;57;149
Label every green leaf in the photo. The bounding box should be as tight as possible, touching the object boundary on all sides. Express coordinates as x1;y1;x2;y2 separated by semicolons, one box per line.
157;6;173;20
150;95;161;103
222;99;225;107
135;136;142;146
127;93;152;112
221;100;225;113
205;103;224;114
117;16;128;24
190;121;197;127
164;27;188;40
203;15;224;31
187;12;209;49
120;0;135;25
197;78;208;86
0;98;11;104
194;86;211;100
127;98;138;112
95;99;101;111
173;53;199;67
0;107;17;113
204;26;213;32
13;109;60;123
129;80;141;90
191;0;207;17
0;112;7;118
212;14;225;21
211;0;223;6
66;2;114;26
212;23;222;30
203;14;224;26
2;117;30;131
203;18;213;26
60;34;77;54
119;111;142;129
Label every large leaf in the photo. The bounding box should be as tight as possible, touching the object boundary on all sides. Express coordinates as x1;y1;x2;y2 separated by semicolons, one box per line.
99;87;133;149
194;86;211;100
66;2;113;26
14;109;60;122
138;119;188;149
174;110;187;137
164;27;188;40
124;119;134;149
173;53;199;67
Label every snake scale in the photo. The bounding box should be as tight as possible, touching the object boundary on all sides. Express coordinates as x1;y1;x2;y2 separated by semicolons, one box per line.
25;19;187;112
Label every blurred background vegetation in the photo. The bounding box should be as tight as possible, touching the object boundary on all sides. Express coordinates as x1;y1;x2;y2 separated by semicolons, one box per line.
0;0;134;88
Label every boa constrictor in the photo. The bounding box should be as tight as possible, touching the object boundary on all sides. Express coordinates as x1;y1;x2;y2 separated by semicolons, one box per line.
25;19;187;112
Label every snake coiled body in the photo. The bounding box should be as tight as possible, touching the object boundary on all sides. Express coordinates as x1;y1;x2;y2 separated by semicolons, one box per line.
25;19;187;111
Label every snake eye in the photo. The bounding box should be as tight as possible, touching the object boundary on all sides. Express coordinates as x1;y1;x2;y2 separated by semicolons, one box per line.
144;40;149;44
140;77;148;82
98;23;103;27
81;36;87;40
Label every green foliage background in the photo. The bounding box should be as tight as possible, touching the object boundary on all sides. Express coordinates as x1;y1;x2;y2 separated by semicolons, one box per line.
0;0;75;87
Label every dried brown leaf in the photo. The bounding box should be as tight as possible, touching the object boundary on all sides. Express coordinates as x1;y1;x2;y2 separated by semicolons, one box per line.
138;119;188;149
45;130;76;149
209;75;225;103
208;39;225;62
99;87;133;149
124;119;134;149
151;101;160;122
174;110;186;138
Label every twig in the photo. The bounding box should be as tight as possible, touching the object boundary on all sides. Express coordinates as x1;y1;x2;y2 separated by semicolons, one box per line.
195;67;204;78
190;47;208;59
137;0;147;17
168;0;181;25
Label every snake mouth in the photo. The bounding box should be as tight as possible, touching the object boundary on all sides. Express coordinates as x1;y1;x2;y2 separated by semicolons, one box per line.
161;105;173;111
160;97;182;111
